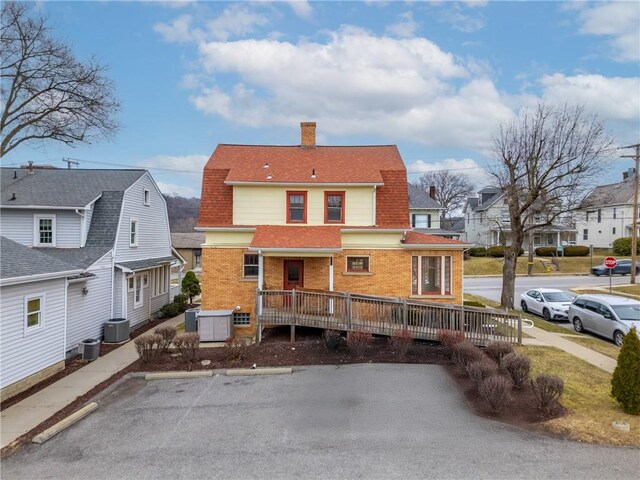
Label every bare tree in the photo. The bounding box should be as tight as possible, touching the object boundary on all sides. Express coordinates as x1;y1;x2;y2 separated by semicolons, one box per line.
490;103;613;309
1;1;119;157
417;170;475;219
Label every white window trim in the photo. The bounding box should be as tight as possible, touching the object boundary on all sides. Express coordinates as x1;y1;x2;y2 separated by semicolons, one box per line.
134;274;143;309
24;293;45;335
127;276;135;292
152;266;168;298
33;214;56;247
345;255;371;273
130;218;138;247
412;256;451;296
143;188;150;206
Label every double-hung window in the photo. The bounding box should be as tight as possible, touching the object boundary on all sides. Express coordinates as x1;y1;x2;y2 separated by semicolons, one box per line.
325;192;345;223
411;256;451;296
287;191;307;223
24;294;44;333
346;256;370;273
143;189;150;206
134;275;143;309
243;253;259;278
130;219;138;246
412;214;431;228
34;215;55;246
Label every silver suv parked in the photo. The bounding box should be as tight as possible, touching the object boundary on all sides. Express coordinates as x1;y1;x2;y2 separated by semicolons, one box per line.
568;294;640;346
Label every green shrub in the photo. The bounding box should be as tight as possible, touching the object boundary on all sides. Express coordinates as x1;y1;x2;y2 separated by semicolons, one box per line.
464;300;486;308
534;246;556;256
611;327;640;415
160;302;180;318
564;246;589;256
182;271;202;304
173;293;188;312
486;246;524;258
613;237;639;256
468;247;487;257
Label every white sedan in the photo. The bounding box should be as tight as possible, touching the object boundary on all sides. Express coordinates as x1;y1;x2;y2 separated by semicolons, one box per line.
520;288;573;321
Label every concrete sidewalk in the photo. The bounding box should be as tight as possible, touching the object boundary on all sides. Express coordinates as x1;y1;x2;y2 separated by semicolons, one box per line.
0;314;185;450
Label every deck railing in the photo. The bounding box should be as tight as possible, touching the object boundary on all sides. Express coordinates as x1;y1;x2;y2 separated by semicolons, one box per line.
256;289;522;346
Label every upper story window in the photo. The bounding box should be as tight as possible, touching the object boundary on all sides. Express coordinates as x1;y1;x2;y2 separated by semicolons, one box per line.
287;191;307;223
34;215;56;246
24;294;44;333
613;207;617;219
597;209;601;223
411;213;431;228
143;189;150;206
501;210;510;223
325;192;345;223
193;248;202;268
130;219;138;247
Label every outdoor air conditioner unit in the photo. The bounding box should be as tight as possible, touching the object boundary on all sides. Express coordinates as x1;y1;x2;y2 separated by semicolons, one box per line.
104;318;130;343
78;339;101;361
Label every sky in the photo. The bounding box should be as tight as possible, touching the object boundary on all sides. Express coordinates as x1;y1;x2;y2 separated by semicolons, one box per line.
2;0;639;198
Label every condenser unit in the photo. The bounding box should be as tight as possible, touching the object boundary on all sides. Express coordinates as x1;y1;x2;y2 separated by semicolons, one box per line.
104;318;130;343
78;339;101;361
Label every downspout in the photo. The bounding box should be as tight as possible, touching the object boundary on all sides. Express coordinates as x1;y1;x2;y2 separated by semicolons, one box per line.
110;250;115;318
257;251;264;315
63;278;69;357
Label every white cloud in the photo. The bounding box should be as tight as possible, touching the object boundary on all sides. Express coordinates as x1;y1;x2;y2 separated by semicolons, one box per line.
141;154;208;197
156;181;199;198
463;0;488;8
406;158;489;187
141;154;209;173
286;0;313;19
206;5;268;41
576;2;640;62
386;11;419;38
438;4;485;33
540;73;640;122
154;14;201;43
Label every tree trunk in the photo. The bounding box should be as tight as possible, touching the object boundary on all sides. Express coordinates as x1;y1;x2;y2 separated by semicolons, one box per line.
501;234;525;309
527;230;534;276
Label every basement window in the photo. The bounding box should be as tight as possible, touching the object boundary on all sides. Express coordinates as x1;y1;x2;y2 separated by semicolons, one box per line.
233;312;251;326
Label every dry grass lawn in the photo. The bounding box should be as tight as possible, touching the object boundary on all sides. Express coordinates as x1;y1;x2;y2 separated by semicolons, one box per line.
566;336;620;360
520;346;639;446
465;255;609;276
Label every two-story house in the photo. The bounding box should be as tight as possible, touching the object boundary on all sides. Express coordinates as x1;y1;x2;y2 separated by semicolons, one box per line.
408;183;461;240
462;186;576;248
576;170;639;248
0;166;178;399
196;122;469;339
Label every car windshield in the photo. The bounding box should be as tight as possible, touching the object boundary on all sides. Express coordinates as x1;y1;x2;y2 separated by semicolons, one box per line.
611;305;640;321
542;292;572;302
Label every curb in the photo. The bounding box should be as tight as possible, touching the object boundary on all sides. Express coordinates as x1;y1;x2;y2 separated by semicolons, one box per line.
226;367;292;376
32;402;98;444
145;371;214;380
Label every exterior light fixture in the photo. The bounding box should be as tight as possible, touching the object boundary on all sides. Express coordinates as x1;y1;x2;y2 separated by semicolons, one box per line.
82;286;89;296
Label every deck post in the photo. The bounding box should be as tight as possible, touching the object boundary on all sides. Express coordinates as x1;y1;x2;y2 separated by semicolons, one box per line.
401;299;408;330
345;292;352;331
291;289;296;342
517;313;522;345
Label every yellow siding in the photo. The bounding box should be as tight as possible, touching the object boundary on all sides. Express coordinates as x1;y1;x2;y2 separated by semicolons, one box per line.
233;186;374;226
204;231;254;247
341;232;403;248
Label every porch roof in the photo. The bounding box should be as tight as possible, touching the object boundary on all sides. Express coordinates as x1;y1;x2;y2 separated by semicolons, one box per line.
249;225;342;252
401;231;470;249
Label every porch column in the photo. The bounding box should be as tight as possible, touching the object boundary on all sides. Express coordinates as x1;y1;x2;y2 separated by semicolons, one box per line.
328;256;334;314
557;231;560;246
257;251;264;315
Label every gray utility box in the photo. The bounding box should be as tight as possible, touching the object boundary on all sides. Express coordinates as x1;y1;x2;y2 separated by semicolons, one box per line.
197;310;233;342
104;318;130;343
184;308;200;333
79;339;101;361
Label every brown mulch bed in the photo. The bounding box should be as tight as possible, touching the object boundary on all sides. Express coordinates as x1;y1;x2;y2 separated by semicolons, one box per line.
1;327;565;459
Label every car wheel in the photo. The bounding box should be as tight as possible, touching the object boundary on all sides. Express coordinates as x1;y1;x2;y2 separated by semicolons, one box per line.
614;330;625;347
573;317;584;333
520;300;528;313
542;308;551;321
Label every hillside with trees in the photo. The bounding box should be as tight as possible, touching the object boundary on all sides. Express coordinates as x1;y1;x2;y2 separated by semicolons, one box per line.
163;195;199;232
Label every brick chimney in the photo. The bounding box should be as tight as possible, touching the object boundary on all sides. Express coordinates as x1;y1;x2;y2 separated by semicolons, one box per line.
429;185;436;199
301;122;316;148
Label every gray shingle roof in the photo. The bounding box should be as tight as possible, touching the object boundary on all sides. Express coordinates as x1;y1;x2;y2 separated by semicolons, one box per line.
171;232;205;249
441;217;465;232
0;168;145;207
407;183;442;209
1;237;81;281
579;178;634;209
115;256;176;272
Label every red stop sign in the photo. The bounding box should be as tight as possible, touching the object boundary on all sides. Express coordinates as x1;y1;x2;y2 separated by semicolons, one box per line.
604;256;617;268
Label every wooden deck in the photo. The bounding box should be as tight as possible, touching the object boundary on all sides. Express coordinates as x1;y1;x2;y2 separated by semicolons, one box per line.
256;290;522;346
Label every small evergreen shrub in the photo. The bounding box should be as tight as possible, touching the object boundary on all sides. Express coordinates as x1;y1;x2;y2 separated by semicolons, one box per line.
564;246;589;256
468;247;488;257
613;237;637;256
486;246;525;258
173;293;189;312
181;271;202;304
346;330;374;358
323;330;342;352
451;341;484;370
611;327;640;415
478;375;512;413
501;353;531;389
534;247;557;256
173;332;200;362
484;341;514;364
436;329;465;357
224;337;248;360
531;374;564;414
389;329;413;358
154;325;177;353
467;358;498;387
159;302;180;319
134;334;163;363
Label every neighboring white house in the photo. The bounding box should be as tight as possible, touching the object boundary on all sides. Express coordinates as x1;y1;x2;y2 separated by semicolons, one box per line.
0;166;181;399
576;170;639;248
462;186;576;247
407;183;461;240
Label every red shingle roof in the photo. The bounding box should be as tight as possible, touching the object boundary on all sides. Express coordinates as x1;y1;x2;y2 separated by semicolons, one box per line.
250;226;342;250
402;231;469;246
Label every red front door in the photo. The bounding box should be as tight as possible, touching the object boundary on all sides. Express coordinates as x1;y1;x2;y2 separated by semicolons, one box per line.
283;260;304;290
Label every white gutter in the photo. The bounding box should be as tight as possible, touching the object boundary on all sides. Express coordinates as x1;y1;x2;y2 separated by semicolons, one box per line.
225;181;384;187
341;228;406;233
248;247;341;253
1;205;88;210
1;269;84;287
400;244;471;250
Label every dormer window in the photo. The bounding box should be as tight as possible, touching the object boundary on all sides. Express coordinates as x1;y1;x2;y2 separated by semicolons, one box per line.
287;191;307;223
325;192;345;223
411;213;431;228
143;189;150;206
34;214;56;246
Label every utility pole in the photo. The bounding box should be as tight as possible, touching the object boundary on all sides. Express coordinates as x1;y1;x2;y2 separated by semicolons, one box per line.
62;157;79;169
621;144;640;284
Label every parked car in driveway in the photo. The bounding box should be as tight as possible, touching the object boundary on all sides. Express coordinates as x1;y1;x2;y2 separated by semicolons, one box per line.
591;259;640;276
568;294;640;346
520;288;573;321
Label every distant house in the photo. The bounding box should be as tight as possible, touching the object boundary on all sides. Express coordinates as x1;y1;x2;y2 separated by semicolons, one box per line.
407;183;461;240
576;169;639;248
462;186;576;247
0;167;180;399
171;232;205;272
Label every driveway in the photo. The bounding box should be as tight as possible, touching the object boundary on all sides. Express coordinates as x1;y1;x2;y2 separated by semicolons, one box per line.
2;365;638;480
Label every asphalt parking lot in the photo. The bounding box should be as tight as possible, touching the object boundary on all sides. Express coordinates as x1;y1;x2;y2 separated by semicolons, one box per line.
2;364;639;480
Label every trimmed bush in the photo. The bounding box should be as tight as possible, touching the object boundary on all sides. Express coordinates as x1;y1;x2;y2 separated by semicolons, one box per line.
564;246;589;257
159;302;180;319
468;247;488;257
613;237;637;256
451;341;484;370
501;352;531;389
389;329;413;358
154;325;177;353
464;300;486;308
173;332;200;362
181;271;202;304
534;246;557;256
224;337;248;360
134;334;163;363
486;246;524;258
478;374;512;413
173;293;188;313
467;357;498;387
484;341;514;364
436;329;465;357
611;327;640;415
323;330;342;352
531;374;564;414
346;330;374;357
